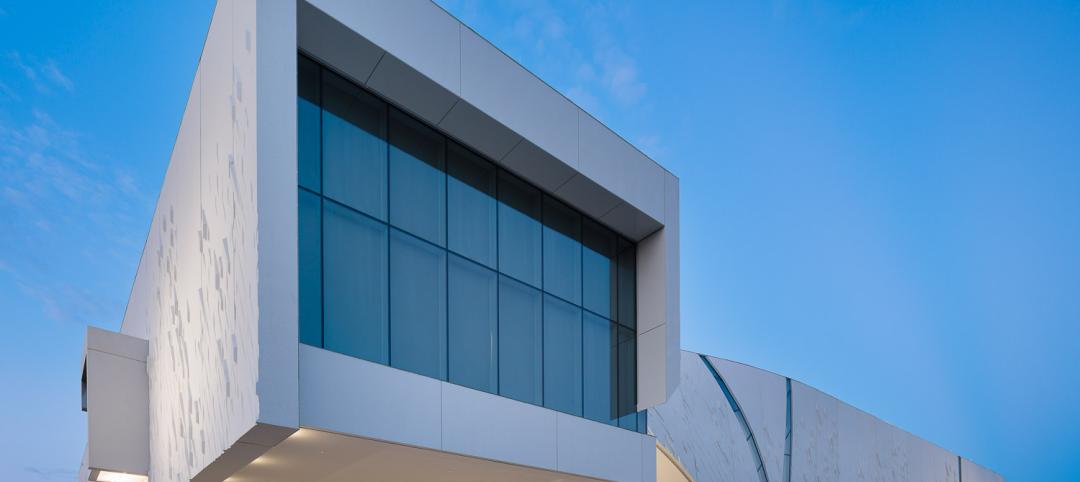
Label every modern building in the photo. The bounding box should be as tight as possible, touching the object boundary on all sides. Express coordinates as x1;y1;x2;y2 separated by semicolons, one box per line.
75;1;1000;482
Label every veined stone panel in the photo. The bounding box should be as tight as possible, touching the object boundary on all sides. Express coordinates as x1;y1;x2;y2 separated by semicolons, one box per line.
791;380;841;481
961;457;1004;482
709;357;787;482
837;403;958;482
648;351;758;482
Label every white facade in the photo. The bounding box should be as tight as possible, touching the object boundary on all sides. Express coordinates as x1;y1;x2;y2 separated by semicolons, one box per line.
649;351;1003;482
76;2;1001;482
81;1;677;481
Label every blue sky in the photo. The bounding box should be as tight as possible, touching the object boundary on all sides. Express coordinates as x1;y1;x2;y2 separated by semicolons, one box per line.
1;1;1077;481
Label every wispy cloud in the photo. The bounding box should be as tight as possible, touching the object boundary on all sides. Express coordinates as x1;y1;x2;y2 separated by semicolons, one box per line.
24;466;76;481
0;80;18;101
41;59;74;92
0;99;144;326
7;51;75;94
493;0;659;155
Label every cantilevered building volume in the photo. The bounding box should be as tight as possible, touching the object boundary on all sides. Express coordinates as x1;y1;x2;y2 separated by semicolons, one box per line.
75;1;1000;481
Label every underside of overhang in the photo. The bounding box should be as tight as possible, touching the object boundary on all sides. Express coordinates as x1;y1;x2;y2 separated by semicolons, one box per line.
225;428;604;482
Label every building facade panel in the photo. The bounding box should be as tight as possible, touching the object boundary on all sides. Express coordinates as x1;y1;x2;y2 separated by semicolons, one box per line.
648;351;761;482
708;357;788;482
962;457;1005;482
299;344;443;450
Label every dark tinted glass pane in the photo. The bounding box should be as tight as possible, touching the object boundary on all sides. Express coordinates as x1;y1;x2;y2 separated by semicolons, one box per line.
447;143;496;268
616;239;636;329
498;171;542;288
322;71;387;220
298;56;321;192
498;275;542;405
448;254;498;393
583;312;617;425
389;109;446;246
299;190;322;346
390;228;447;379
582;218;617;319
617;325;637;429
542;197;581;304
543;294;582;416
323;201;388;363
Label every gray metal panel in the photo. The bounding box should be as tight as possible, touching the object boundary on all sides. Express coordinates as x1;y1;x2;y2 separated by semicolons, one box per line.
256;0;301;432
648;351;759;482
307;0;460;95
299;345;443;450
438;100;522;162
459;26;579;171
85;333;149;476
553;174;623;223
441;383;558;471
578;110;665;224
366;53;458;126
556;412;648;482
601;201;662;241
501;139;578;194
709;358;787;482
297;1;384;85
663;174;680;401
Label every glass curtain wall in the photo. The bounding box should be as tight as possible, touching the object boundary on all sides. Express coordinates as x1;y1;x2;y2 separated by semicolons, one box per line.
297;53;644;431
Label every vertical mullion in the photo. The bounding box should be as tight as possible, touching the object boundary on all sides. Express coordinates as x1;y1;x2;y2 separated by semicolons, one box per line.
494;167;500;395
444;136;449;381
539;191;544;408
385;101;391;366
317;62;325;349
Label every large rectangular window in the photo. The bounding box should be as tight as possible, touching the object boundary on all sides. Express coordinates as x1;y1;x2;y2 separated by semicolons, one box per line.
389;109;446;246
498;171;542;288
583;311;617;425
499;275;543;405
322;200;388;363
298;190;322;346
447;143;497;269
390;228;447;379
297;53;642;433
543;197;582;305
544;294;583;416
322;70;387;220
448;254;498;393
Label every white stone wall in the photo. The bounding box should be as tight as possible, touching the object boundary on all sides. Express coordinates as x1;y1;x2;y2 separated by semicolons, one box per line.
119;1;264;480
653;352;999;482
648;351;759;482
710;357;787;482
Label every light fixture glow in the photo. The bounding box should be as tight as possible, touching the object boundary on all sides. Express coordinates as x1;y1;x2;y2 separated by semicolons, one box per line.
91;470;149;482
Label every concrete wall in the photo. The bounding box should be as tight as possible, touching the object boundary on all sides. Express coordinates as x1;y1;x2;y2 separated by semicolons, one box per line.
299;345;657;482
652;351;1002;482
116;1;297;480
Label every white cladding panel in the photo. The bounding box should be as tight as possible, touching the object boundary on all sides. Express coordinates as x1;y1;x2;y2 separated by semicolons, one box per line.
656;356;998;482
791;380;842;481
962;457;1005;482
119;1;274;480
307;0;461;96
300;345;655;482
709;357;787;482
648;351;759;482
837;403;959;482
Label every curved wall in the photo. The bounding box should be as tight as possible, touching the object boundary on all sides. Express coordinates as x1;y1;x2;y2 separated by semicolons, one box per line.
649;351;1002;482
